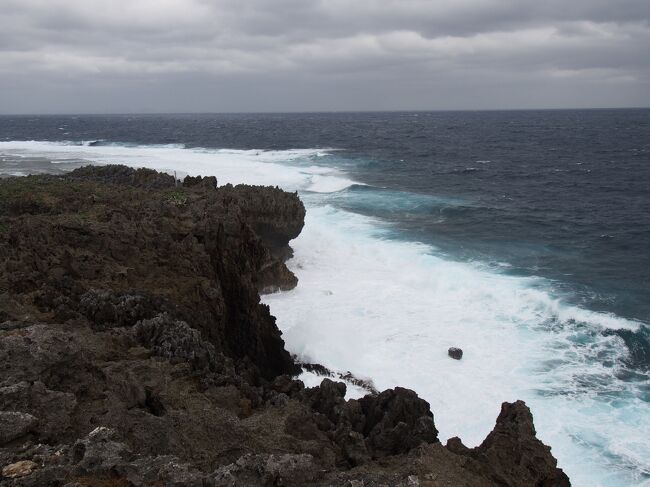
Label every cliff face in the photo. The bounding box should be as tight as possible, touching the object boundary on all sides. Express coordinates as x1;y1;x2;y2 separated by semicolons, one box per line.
1;165;300;380
0;166;569;486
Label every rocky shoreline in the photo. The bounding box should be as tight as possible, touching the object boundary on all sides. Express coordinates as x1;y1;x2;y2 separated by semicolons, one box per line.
0;165;570;486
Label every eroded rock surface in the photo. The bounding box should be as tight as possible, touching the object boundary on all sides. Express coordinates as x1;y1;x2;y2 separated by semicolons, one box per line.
447;401;571;487
0;166;569;486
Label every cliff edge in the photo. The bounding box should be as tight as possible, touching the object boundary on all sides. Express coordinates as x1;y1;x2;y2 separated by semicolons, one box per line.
0;165;569;486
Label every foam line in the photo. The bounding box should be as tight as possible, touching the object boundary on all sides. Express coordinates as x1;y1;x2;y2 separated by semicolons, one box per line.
0;141;357;193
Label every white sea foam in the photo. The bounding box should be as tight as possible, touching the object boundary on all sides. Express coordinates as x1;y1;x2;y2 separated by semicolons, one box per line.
0;141;357;193
2;140;649;486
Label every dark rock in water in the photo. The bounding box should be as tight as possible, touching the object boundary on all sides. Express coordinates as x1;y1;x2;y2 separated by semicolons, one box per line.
300;362;378;394
301;361;333;376
256;258;299;294
448;347;463;360
0;166;570;486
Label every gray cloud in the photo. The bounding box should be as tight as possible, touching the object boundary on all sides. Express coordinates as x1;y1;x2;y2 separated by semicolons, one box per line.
0;0;649;113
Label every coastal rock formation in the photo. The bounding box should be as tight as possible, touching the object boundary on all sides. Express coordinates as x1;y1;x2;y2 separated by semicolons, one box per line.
448;347;463;360
0;165;300;378
0;166;569;486
446;401;571;486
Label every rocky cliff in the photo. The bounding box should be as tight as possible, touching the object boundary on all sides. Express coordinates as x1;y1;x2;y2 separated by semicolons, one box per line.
0;165;569;486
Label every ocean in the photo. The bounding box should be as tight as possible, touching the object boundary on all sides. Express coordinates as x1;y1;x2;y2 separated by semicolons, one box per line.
1;110;649;486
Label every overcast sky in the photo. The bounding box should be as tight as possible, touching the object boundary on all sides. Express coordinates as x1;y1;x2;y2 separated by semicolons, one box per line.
1;0;649;113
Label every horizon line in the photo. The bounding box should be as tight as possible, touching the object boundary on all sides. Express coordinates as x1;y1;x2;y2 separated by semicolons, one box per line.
1;106;649;117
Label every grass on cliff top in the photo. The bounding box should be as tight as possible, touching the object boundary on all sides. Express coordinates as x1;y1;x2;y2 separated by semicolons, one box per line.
0;177;57;215
0;176;195;219
166;190;189;206
0;176;109;216
0;176;73;201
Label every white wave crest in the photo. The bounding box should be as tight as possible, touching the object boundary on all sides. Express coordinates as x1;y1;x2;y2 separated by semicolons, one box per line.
0;141;357;194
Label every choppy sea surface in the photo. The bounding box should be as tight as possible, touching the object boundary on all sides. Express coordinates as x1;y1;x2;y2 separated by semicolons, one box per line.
1;110;649;486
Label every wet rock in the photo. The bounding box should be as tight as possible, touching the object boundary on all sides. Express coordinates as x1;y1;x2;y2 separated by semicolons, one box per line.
300;362;378;395
448;347;463;360
256;259;299;293
301;362;333;376
0;411;37;444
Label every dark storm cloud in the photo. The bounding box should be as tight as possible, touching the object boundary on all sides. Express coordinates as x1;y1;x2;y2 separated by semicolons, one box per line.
0;0;649;112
